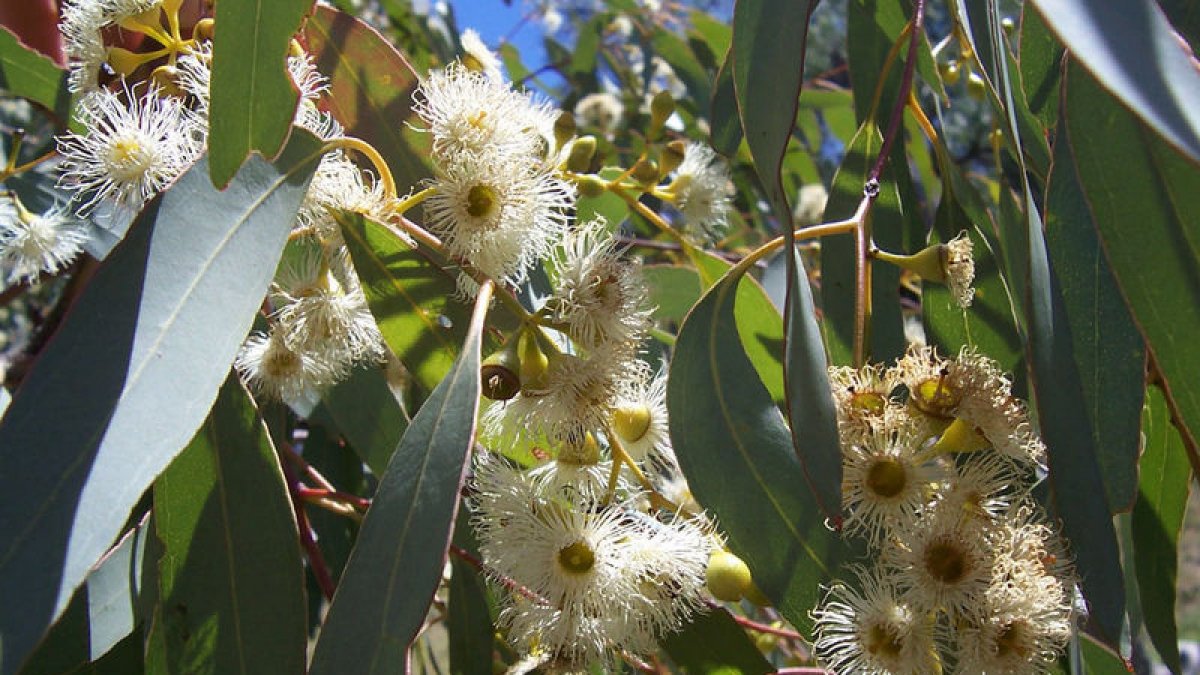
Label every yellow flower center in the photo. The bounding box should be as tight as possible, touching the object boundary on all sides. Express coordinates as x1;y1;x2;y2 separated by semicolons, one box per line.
912;376;960;418
923;539;970;584
465;184;499;220
557;541;595;575
864;621;905;658
865;458;907;499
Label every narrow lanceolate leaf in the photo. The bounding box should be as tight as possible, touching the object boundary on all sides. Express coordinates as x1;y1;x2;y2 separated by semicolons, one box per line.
1044;128;1145;513
314;365;409;476
708;53;741;157
660;608;773;675
0;133;322;675
988;20;1126;646
730;0;815;222
1029;0;1200;165
0;26;70;123
1064;64;1200;473
339;211;506;393
1019;6;1063;129
730;0;842;523
669;264;851;636
208;0;313;187
309;284;490;674
303;5;430;186
784;247;843;522
1133;387;1191;674
149;377;307;675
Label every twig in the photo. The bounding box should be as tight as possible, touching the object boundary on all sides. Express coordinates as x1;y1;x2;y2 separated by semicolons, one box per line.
280;454;337;601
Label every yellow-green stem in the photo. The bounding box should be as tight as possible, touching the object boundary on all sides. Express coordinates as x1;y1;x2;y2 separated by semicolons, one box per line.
389;186;435;217
323;136;398;200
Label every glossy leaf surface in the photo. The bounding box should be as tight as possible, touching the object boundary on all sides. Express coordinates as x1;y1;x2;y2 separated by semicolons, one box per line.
660;608;773;675
1064;64;1200;469
149;377;307;675
303;5;430;186
1030;0;1200;165
1132;387;1190;673
209;0;313;186
0;133;322;675
669;262;850;635
309;286;487;674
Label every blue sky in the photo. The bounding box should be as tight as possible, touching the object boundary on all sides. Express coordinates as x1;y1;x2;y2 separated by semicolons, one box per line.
449;1;546;63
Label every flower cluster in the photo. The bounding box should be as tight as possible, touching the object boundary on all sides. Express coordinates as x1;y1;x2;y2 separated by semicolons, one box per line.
472;451;714;672
812;346;1077;675
42;0;391;408
401;40;733;671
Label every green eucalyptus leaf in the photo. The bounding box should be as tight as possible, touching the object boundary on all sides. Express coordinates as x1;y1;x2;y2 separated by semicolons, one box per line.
302;5;430;187
85;515;154;662
709;53;742;157
0;26;70;124
1044;125;1146;514
313;364;408;476
1018;7;1063;129
784;247;843;522
660;608;773;675
208;0;313;186
1015;83;1126;654
1029;0;1200;165
731;0;815;225
668;262;851;636
148;376;308;675
0;133;322;675
308;286;488;674
687;247;785;403
643;264;702;324
447;515;495;675
338;211;493;394
1133;386;1191;674
1064;64;1200;478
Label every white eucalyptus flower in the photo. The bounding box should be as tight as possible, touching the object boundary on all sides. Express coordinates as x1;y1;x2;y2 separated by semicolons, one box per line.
57;83;203;214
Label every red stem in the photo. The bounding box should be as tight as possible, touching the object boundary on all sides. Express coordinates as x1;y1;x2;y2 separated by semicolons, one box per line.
712;604;805;641
297;486;371;511
867;0;926;185
280;455;337;601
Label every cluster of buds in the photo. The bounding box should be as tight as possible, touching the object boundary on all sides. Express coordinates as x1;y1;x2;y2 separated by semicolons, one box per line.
812;346;1077;674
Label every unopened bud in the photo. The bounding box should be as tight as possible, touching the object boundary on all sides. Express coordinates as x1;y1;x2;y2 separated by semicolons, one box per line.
660;140;686;176
289;39;307;61
630;158;660;186
192;18;215;42
576;175;606;198
929;416;991;455
566;136;597;173
480;341;522;401
649;90;675;137
966;71;987;100
938;60;961;86
151;65;184;97
554;112;577;150
706;550;753;602
520;332;550;392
